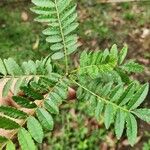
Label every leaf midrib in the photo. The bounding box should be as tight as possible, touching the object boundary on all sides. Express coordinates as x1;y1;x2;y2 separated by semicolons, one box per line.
54;0;68;75
73;80;132;113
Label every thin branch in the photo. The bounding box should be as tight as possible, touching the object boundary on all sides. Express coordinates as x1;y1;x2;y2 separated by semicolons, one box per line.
72;79;132;113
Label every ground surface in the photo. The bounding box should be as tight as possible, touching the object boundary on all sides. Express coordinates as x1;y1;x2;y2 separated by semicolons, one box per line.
0;0;150;149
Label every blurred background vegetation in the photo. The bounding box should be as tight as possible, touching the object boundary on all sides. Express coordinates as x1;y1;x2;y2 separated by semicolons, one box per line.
0;0;150;149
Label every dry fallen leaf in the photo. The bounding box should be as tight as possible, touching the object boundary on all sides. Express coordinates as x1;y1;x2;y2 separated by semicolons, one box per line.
21;11;28;21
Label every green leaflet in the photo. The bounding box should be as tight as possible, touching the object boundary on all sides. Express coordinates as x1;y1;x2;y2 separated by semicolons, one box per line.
104;104;114;129
38;76;56;88
54;86;68;100
32;0;55;8
0;106;28;119
128;83;149;110
122;61;144;73
50;43;64;51
95;100;104;121
115;109;126;139
49;92;63;105
101;49;109;62
63;23;79;35
46;35;62;43
0;58;7;75
6;140;15;150
61;5;77;21
0;116;20;130
100;82;113;97
51;52;64;60
12;96;37;108
4;58;23;76
13;78;24;95
126;113;137;146
44;99;59;114
27;116;44;143
118;44;128;65
116;69;130;84
20;86;44;100
18;128;36;150
118;82;136;106
34;15;57;22
110;44;118;60
36;108;54;131
133;109;150;123
30;7;55;15
76;86;84;99
43;27;60;36
109;83;124;102
2;78;13;98
58;0;72;13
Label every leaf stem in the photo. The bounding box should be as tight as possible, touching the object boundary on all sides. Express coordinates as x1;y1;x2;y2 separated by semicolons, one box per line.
72;79;131;113
54;0;68;75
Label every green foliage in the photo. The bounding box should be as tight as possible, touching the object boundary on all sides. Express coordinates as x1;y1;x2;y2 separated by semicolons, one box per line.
12;96;37;108
6;141;16;150
78;49;117;78
76;79;149;146
18;128;36;150
77;44;144;82
0;106;28;119
27;116;44;143
143;139;150;150
31;0;79;61
44;99;59;114
0;0;149;149
20;86;44;100
0;73;69;149
121;60;144;73
36;108;54;131
133;109;150;123
115;109;126;139
0;116;20;129
126;113;137;146
0;57;52;97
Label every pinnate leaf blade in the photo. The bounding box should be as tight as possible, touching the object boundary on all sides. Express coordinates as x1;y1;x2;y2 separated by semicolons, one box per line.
36;108;54;131
6;140;15;150
115;109;126;139
18;128;36;150
27;116;44;143
133;109;150;123
0;116;20;130
128;83;149;110
126;113;137;146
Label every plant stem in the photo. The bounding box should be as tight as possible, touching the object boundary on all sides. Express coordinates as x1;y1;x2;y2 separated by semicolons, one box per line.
54;0;69;75
71;79;131;113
